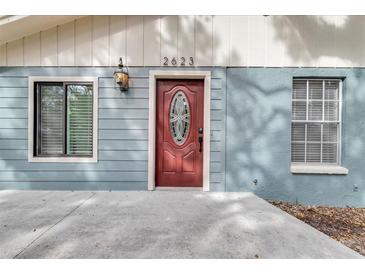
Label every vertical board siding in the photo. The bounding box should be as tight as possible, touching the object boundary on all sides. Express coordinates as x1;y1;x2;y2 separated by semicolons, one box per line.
41;27;58;66
195;16;213;66
178;16;195;62
230;16;249;66
2;15;364;68
0;67;226;191
248;16;266;67
92;16;109;66
7;39;23;66
212;15;230;66
266;16;284;67
24;33;41;66
75;16;92;66
143;16;161;66
58;21;75;66
160;16;178;66
281;16;315;67
109;15;126;67
126;16;144;66
0;44;6;66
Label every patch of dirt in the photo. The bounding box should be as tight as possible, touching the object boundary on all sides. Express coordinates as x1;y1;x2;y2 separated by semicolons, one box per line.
268;200;365;256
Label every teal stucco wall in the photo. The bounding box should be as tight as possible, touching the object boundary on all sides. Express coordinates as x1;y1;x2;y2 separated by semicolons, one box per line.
226;68;365;207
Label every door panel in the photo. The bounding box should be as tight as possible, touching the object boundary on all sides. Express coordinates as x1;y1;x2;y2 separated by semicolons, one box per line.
156;79;204;187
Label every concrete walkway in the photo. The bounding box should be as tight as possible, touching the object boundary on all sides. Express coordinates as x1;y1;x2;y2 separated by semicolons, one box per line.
0;191;362;259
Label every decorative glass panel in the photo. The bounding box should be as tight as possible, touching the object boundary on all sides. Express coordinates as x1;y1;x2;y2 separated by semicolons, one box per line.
169;91;190;145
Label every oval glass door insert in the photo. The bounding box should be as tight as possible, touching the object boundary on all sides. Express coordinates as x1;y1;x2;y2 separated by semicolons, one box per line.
169;90;190;145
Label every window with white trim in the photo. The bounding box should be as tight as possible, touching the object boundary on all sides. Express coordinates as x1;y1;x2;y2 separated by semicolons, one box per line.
29;77;98;162
291;79;342;166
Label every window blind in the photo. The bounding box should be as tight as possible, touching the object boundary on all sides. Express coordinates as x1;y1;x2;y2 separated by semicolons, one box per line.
35;82;94;157
67;85;93;156
39;84;65;155
291;79;341;164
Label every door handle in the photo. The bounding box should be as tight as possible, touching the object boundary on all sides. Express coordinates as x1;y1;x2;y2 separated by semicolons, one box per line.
198;128;203;152
198;136;203;152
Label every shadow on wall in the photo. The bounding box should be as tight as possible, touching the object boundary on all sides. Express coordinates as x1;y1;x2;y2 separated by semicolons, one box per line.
225;68;293;198
272;15;365;66
226;16;365;206
0;15;218;191
226;67;365;207
159;15;215;66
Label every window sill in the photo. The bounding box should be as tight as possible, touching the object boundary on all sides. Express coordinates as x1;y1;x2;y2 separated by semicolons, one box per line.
28;156;97;163
290;164;348;175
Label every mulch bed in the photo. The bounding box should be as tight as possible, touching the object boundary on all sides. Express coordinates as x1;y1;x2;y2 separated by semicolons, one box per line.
268;200;365;256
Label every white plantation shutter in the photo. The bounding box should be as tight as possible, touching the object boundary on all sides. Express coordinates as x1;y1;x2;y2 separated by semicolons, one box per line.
67;85;93;156
291;79;341;164
39;84;65;155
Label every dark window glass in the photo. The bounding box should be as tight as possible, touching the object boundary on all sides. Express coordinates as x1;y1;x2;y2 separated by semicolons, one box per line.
35;82;93;157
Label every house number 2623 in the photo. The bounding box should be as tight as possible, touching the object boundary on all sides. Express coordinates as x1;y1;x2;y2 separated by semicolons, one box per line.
163;57;194;66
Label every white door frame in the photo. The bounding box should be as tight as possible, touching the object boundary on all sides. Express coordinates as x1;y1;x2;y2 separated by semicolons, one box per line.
148;70;211;191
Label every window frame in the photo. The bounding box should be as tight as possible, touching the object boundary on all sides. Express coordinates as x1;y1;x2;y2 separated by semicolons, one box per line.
28;76;98;163
290;77;348;174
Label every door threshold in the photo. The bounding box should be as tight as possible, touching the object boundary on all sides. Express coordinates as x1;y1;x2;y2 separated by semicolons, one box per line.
155;187;203;191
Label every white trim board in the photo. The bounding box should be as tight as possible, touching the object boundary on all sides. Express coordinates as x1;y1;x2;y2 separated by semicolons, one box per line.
148;70;211;191
28;76;98;163
290;164;348;175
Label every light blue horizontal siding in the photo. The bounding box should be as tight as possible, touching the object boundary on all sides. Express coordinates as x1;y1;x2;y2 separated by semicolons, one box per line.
0;77;27;87
99;88;149;99
0;171;147;182
0;67;226;191
99;150;148;161
99;109;149;119
0;149;28;160
99;119;148;130
0;98;27;108
0;159;147;171
99;98;148;109
210;130;222;141
100;140;148;151
211;120;224;130
0;139;27;149
0;158;221;172
99;77;148;88
0;118;27;128
0;87;28;97
0;181;147;190
99;129;148;140
0;109;27;118
0;128;28;139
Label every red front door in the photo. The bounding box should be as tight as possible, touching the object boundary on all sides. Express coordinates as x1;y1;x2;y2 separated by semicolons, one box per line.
156;79;204;187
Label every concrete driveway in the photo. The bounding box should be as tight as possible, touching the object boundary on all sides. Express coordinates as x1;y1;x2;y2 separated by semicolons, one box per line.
0;190;362;259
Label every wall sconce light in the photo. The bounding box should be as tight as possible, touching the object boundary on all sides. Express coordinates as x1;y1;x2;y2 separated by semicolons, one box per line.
113;57;129;91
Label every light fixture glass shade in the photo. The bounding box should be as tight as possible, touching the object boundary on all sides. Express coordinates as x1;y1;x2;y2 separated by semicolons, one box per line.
114;71;129;91
113;57;129;91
